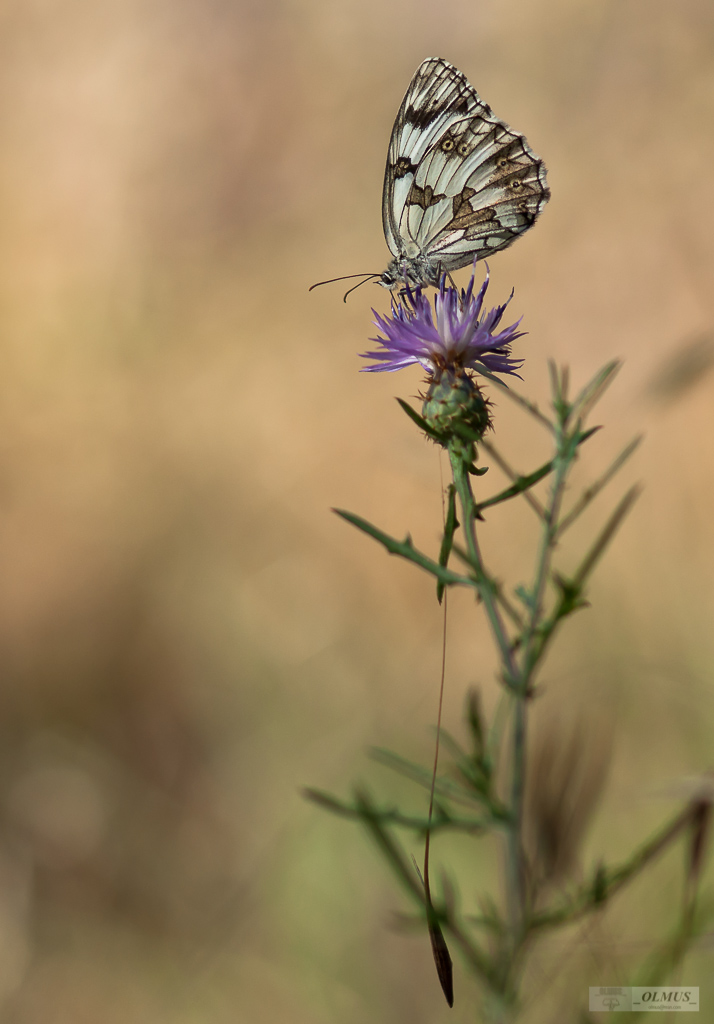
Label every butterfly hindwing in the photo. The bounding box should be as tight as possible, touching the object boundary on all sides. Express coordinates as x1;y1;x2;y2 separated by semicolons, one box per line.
381;58;549;288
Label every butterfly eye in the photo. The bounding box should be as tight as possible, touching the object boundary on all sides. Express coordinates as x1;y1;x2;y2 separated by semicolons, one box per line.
510;179;523;190
498;158;509;169
457;142;471;156
441;137;455;152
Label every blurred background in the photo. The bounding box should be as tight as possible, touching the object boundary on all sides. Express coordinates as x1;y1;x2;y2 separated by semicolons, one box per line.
0;0;712;1020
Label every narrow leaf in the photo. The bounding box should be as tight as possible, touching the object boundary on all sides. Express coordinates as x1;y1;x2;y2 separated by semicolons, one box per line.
514;584;536;610
572;484;642;587
396;398;445;443
476;459;552;515
437;485;459;603
557;434;643;536
302;788;356;817
369;748;484;808
353;788;423;901
570;359;622;423
549;360;570;423
574;425;601;445
333;509;472;589
476;368;555;432
467;690;485;760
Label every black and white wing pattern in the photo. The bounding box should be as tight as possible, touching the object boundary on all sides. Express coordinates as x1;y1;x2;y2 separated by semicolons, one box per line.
379;58;550;289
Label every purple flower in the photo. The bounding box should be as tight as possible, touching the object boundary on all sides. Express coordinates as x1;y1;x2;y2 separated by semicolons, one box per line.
361;266;525;380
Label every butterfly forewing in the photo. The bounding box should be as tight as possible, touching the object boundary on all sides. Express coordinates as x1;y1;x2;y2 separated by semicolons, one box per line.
382;59;481;257
381;58;549;288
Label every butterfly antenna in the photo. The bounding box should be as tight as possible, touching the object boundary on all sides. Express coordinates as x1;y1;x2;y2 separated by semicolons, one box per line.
342;275;378;303
308;273;379;293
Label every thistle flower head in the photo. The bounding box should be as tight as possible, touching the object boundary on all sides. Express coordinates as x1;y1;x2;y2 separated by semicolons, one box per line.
422;369;492;455
361;266;525;381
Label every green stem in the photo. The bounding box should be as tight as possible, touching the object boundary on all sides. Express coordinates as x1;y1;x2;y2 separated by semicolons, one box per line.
506;425;572;938
449;447;527;966
449;451;518;688
451;413;577;977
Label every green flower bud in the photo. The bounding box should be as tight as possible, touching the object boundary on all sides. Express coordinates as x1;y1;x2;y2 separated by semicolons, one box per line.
422;371;491;457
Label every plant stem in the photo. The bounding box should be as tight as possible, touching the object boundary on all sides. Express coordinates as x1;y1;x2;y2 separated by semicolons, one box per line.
507;419;572;940
449;451;518;688
450;410;576;991
449;448;528;977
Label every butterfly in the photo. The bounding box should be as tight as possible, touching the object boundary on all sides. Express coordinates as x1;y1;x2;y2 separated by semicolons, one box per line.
379;57;550;290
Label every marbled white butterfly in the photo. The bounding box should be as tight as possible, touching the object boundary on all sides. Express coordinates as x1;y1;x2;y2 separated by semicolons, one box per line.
379;57;550;290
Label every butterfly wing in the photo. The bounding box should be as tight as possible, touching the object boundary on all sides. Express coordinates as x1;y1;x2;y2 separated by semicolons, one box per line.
382;58;482;260
382;58;549;279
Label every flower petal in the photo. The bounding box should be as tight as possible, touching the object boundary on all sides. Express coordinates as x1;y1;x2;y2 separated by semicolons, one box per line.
361;264;524;377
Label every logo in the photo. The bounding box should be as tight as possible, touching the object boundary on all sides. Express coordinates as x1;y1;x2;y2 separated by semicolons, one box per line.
589;987;699;1012
589;988;631;1012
